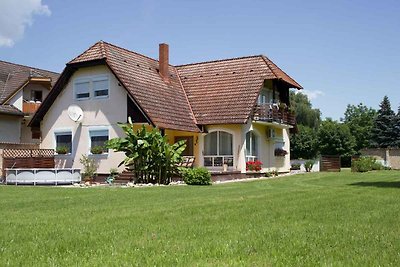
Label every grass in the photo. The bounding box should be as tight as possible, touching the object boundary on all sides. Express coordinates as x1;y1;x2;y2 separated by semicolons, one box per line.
1;170;400;266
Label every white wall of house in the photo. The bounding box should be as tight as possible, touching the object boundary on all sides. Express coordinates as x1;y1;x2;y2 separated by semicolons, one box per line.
7;90;23;111
196;122;292;173
0;114;21;143
23;83;50;102
197;124;245;172
40;65;127;174
250;122;291;173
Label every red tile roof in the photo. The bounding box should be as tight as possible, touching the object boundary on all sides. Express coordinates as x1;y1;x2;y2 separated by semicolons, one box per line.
0;60;59;104
31;41;302;131
176;55;302;124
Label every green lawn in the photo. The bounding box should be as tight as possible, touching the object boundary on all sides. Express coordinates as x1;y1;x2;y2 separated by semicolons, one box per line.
1;170;400;266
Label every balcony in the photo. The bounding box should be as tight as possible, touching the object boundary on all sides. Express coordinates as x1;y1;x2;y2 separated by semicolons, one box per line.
23;101;41;115
252;103;296;126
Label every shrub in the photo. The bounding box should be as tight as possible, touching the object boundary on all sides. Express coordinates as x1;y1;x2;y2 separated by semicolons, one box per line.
352;157;383;172
56;146;69;154
290;163;301;170
90;146;104;154
181;167;212;185
79;154;98;180
304;160;314;172
246;161;263;171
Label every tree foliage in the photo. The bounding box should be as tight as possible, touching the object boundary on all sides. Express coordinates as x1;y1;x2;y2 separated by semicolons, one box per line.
317;118;356;156
370;96;397;148
290;125;318;159
290;91;321;129
106;119;186;184
342;103;377;152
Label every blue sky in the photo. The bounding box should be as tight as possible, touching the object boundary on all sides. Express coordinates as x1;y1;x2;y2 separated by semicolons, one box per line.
0;0;399;119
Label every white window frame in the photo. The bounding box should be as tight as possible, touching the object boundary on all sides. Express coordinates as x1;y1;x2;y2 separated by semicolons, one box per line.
92;75;109;99
245;131;259;162
73;74;110;101
54;129;73;155
203;130;234;168
74;77;91;100
88;127;109;155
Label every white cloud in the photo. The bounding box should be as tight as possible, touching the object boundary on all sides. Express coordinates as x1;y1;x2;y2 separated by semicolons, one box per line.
300;89;324;100
0;0;50;47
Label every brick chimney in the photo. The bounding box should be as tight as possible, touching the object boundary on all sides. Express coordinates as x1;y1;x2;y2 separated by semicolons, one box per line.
159;43;169;83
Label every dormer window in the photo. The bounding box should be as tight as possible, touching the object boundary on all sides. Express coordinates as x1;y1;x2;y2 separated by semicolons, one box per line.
31;90;42;102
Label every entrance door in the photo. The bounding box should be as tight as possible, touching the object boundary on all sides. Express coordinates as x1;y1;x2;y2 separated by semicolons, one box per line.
174;136;194;156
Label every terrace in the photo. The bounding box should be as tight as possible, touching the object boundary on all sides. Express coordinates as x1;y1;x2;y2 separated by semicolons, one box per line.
252;103;296;126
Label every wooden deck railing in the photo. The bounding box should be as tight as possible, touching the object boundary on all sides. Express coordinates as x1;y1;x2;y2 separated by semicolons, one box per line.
23;102;41;114
252;104;296;126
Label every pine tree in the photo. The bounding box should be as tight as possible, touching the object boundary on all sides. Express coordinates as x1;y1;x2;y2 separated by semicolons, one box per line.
370;96;396;148
394;106;400;148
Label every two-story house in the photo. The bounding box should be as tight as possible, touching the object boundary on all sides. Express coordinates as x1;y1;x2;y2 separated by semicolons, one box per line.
0;60;59;143
30;41;302;174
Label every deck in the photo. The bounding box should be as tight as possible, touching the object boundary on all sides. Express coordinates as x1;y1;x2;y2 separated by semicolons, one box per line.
252;103;296;126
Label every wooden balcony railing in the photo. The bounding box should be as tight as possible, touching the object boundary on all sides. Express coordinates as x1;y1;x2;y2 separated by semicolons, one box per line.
252;103;296;126
23;102;41;114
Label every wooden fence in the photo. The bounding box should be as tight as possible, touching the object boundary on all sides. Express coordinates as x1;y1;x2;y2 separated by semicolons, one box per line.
1;148;54;178
320;155;341;172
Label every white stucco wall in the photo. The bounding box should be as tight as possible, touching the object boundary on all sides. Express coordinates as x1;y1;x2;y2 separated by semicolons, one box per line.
250;122;291;173
0;115;21;143
197;124;245;172
23;83;50;102
7;90;23;111
40;65;127;174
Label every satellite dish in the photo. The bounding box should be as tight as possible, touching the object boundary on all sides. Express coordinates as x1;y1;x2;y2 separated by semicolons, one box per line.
67;105;83;122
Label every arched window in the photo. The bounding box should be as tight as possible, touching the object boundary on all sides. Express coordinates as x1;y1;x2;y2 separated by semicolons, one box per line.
246;131;258;162
204;131;233;167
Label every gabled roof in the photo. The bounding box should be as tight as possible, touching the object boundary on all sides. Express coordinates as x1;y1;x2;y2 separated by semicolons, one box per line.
176;55;302;125
0;60;59;104
31;41;302;130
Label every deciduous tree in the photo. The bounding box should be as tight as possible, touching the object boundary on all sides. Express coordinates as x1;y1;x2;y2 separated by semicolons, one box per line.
342;103;377;152
317;118;355;156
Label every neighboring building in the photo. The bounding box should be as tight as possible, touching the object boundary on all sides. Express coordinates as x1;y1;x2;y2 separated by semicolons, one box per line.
0;60;59;143
30;41;302;174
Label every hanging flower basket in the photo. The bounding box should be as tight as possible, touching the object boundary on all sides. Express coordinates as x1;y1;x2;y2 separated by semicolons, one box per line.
274;148;288;157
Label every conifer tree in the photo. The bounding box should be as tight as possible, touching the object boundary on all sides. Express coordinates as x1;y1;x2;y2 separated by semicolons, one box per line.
370;96;396;148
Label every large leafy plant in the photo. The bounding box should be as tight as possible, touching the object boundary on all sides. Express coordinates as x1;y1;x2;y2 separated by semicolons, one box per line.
106;119;186;184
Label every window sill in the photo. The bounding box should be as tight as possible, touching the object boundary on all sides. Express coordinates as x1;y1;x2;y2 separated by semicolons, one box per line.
75;97;90;101
88;153;109;158
55;153;72;157
93;95;109;100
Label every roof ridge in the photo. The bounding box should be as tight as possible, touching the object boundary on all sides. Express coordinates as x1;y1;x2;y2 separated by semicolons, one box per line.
68;41;107;64
260;55;279;79
261;55;303;89
102;41;161;64
175;68;198;125
175;55;263;68
0;59;59;75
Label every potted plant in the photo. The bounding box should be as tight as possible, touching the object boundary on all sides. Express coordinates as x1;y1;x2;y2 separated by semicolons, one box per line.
90;145;104;155
79;154;97;183
274;148;288;157
56;145;69;154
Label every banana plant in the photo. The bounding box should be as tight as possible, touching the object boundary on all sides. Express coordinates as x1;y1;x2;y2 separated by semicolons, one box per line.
106;118;186;184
